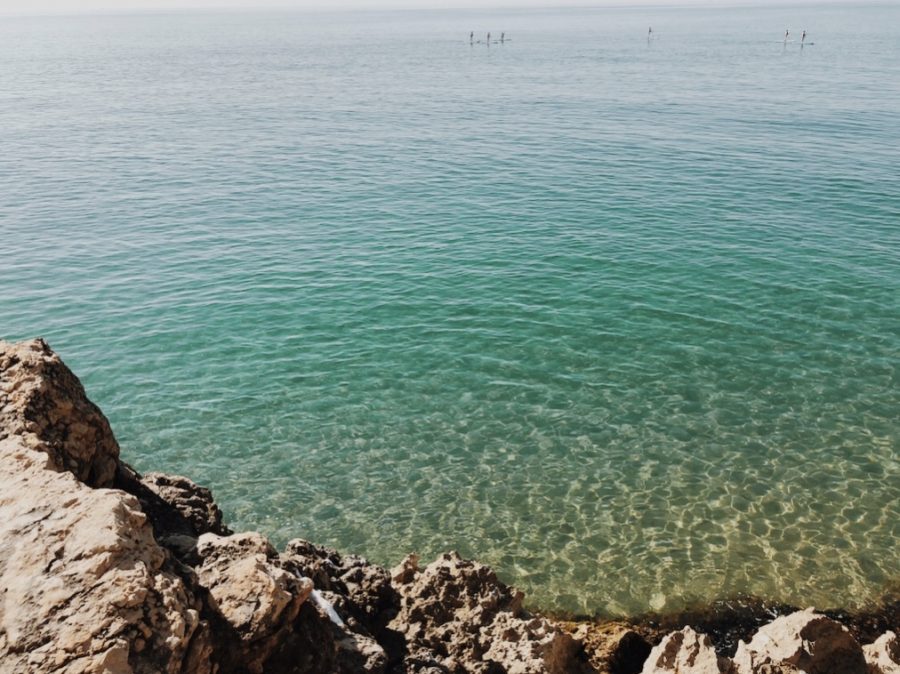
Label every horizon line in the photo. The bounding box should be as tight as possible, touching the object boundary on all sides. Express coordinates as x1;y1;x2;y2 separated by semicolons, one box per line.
0;0;876;19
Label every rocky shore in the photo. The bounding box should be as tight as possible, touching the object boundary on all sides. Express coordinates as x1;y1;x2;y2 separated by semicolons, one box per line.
1;338;897;674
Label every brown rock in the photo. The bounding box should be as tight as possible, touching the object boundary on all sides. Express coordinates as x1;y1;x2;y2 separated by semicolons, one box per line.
196;532;312;635
282;538;397;635
565;621;651;674
864;631;900;674
388;551;581;674
281;540;396;672
482;612;583;674
140;471;231;537
196;531;345;674
392;553;421;586
0;338;119;487
0;437;207;674
641;627;732;673
334;628;389;673
732;608;867;674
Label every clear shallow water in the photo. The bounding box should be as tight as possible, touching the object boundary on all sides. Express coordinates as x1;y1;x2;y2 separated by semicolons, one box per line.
1;4;898;616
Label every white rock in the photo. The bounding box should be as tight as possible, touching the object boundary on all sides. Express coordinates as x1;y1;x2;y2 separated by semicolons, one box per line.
641;626;731;674
864;631;900;674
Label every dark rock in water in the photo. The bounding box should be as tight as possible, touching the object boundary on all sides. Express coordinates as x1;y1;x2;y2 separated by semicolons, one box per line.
114;464;234;566
823;588;900;649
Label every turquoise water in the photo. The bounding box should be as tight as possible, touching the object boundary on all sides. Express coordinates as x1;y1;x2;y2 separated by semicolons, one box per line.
2;4;898;616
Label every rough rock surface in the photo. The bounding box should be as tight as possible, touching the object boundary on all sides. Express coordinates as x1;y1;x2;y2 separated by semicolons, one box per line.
640;627;730;674
732;608;867;674
0;436;208;674
141;471;232;537
280;539;394;673
388;552;582;674
0;338;119;487
865;631;900;674
564;622;651;674
197;533;311;637
194;532;318;674
282;539;397;637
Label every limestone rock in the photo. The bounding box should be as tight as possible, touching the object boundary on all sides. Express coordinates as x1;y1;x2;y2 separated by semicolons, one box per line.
196;532;312;637
141;472;230;536
0;338;119;487
334;627;389;673
732;608;867;674
481;612;582;674
389;551;581;674
566;621;651;674
641;627;731;673
260;601;340;674
282;538;396;635
281;540;394;672
864;631;900;674
0;437;207;674
392;554;421;585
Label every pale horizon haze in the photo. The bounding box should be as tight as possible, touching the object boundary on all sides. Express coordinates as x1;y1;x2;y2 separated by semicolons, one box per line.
0;0;862;16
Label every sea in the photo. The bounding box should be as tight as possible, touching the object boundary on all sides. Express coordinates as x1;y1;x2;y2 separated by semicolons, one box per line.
1;2;898;617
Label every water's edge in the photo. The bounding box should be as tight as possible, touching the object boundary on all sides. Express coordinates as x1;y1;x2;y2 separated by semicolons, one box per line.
3;336;897;674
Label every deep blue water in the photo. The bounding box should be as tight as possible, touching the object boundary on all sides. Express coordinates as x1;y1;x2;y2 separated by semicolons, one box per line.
1;3;898;615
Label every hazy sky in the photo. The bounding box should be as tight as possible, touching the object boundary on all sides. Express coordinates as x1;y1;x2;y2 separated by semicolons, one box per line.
0;0;846;16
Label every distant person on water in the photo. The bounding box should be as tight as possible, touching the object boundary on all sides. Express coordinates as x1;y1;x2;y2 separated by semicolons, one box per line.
501;32;505;43
470;31;474;43
487;32;491;43
784;29;790;43
801;29;807;44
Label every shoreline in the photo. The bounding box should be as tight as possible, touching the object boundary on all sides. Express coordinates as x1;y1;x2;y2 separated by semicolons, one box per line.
553;588;900;658
1;337;897;674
